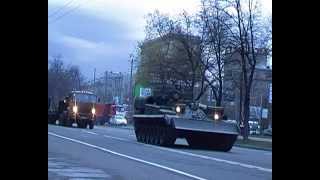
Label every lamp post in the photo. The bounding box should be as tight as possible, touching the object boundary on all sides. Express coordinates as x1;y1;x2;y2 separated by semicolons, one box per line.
129;54;134;123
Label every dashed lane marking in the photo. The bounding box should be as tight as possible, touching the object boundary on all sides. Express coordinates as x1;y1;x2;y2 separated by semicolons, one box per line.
82;130;98;135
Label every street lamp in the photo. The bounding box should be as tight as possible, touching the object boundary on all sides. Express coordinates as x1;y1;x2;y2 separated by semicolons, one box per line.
129;54;134;123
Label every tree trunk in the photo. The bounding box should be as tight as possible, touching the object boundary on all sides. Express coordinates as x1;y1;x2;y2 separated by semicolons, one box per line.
239;72;243;130
242;91;250;141
216;78;223;106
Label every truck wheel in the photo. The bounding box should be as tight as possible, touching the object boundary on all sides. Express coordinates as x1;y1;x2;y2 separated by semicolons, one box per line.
60;119;66;126
89;121;94;129
66;120;73;127
77;121;85;128
83;121;88;129
58;117;63;126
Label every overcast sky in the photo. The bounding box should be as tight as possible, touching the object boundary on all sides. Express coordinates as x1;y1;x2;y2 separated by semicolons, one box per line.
48;0;272;80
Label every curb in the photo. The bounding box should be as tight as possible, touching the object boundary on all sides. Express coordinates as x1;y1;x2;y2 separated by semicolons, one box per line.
234;143;272;151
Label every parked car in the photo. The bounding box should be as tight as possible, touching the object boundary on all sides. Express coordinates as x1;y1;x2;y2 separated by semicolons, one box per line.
110;114;127;125
263;128;272;136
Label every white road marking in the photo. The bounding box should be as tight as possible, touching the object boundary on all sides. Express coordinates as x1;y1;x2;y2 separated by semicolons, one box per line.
69;178;107;180
82;130;98;135
48;157;111;179
232;146;271;152
48;168;105;173
56;172;110;178
103;135;129;141
141;144;272;173
69;179;104;180
48;132;207;180
101;133;272;173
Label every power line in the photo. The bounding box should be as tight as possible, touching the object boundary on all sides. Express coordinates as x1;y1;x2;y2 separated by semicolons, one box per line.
48;0;89;24
48;0;76;18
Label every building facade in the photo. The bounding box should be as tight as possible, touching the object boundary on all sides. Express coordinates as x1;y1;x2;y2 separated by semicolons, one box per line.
223;48;272;129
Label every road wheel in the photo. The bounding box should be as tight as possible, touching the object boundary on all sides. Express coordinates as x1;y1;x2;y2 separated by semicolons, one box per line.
159;127;165;146
149;127;155;144
145;127;150;144
136;127;142;142
154;128;160;145
147;127;153;144
141;127;147;143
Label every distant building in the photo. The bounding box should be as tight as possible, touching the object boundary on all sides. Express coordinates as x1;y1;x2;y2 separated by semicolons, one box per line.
223;48;272;129
93;71;131;105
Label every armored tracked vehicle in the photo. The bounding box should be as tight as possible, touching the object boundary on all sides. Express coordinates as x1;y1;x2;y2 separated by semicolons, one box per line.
133;93;239;152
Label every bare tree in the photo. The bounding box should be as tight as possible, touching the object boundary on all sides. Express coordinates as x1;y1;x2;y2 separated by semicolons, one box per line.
48;55;85;108
220;0;271;140
197;0;234;106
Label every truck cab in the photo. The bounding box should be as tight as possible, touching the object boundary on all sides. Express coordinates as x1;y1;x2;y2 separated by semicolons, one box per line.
59;91;98;129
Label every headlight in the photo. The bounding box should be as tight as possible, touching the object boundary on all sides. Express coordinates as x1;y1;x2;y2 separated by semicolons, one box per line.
214;113;219;120
91;108;96;115
176;106;181;113
73;105;78;113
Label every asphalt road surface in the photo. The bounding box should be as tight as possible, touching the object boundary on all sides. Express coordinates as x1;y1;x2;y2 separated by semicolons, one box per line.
48;124;272;180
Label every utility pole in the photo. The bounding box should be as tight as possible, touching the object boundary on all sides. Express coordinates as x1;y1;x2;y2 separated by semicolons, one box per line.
129;54;134;123
105;71;108;103
93;68;96;93
259;94;263;134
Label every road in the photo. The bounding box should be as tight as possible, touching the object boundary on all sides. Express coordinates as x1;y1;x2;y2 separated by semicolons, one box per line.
48;124;272;180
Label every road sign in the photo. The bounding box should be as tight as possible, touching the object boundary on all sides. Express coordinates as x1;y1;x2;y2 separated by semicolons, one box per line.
139;88;152;97
262;108;268;118
269;83;272;103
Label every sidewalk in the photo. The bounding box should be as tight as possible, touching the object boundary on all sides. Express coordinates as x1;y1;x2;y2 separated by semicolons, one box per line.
238;136;272;143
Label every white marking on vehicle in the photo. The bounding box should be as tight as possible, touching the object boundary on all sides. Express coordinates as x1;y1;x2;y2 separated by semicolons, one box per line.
82;130;98;135
48;132;208;180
